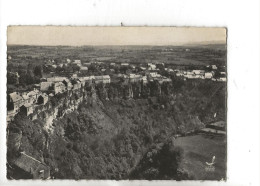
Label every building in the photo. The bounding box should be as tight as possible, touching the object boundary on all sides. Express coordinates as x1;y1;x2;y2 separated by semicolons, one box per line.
37;94;48;105
78;76;91;84
72;60;82;67
72;73;78;78
103;75;111;84
94;75;111;84
47;77;68;82
54;82;66;94
51;65;57;69
205;72;213;79
20;104;34;116
176;70;184;77
80;66;88;73
74;59;81;64
166;68;174;72
40;82;65;94
121;62;129;66
21;93;30;105
27;90;39;104
148;72;158;76
218;77;227;82
82;62;91;66
148;72;163;82
129;74;142;83
162;77;172;83
192;70;205;75
147;63;156;70
7;92;23;112
40;82;53;92
212;65;218;70
184;71;195;79
10;152;50;179
183;70;205;79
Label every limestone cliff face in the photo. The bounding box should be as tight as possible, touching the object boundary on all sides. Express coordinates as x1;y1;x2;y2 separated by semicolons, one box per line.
105;81;172;100
11;81;172;139
93;81;169;101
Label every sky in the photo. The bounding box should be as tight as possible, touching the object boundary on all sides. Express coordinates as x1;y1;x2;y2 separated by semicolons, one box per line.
7;26;226;46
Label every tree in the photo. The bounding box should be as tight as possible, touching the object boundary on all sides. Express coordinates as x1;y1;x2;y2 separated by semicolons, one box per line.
55;66;64;74
72;65;80;72
129;141;186;180
34;65;43;77
7;72;18;85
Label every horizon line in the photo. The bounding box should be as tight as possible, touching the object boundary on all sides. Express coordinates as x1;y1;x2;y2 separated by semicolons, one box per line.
7;41;226;47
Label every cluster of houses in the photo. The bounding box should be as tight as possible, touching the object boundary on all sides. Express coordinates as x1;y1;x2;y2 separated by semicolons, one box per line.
39;75;110;95
7;70;172;123
46;58;165;74
118;72;171;84
8;58;225;123
6;74;111;123
7;89;48;122
175;68;227;82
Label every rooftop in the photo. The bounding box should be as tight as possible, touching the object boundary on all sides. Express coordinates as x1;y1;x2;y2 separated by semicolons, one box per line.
9;92;23;102
12;152;50;179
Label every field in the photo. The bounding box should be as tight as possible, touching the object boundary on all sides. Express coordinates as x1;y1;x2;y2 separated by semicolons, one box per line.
7;44;227;67
175;134;226;180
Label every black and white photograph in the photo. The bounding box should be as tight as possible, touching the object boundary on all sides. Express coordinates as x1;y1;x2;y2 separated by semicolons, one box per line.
6;26;227;180
1;0;260;185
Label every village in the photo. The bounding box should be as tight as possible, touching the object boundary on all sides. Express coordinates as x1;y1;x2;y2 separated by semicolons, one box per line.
7;58;227;123
7;58;226;123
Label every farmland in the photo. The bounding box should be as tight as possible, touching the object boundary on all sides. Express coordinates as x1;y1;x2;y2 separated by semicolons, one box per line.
7;44;226;67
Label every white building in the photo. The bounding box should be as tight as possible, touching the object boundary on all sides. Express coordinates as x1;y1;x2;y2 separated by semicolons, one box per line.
121;63;129;66
73;60;82;67
218;77;227;82
47;77;68;82
80;66;88;72
148;63;156;70
94;75;111;84
212;65;218;70
205;72;213;79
